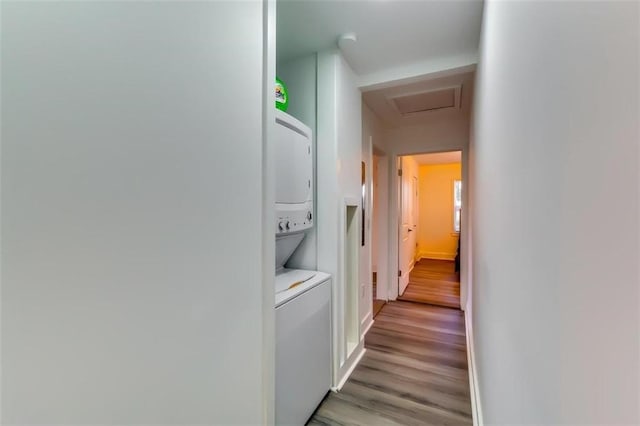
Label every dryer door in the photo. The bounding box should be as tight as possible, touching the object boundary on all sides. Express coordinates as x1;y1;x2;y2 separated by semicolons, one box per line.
275;118;312;204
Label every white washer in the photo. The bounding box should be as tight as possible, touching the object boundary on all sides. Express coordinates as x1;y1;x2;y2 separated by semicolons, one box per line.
275;269;331;426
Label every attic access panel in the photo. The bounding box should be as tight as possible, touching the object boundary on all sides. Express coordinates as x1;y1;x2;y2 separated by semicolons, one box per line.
389;86;462;118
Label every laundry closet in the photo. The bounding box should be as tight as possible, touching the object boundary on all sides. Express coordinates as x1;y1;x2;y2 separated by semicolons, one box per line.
273;2;366;424
273;108;331;425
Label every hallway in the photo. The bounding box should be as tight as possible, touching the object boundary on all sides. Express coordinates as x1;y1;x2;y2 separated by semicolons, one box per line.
399;259;460;309
308;301;472;425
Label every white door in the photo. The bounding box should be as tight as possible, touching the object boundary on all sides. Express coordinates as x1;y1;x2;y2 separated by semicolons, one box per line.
398;157;417;296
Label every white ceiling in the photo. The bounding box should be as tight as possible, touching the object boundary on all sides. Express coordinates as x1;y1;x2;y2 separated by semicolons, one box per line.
410;151;461;165
362;70;475;127
277;0;484;80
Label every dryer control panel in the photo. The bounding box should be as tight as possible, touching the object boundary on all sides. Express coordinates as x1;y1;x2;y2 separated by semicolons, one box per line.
276;206;313;235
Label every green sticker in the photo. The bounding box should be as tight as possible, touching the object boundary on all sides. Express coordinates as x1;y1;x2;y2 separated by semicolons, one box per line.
275;77;288;111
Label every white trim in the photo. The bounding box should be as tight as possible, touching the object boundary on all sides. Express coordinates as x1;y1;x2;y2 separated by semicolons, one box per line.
465;309;483;426
387;85;463;120
261;1;277;423
389;155;402;301
362;134;374;348
373;153;389;302
331;346;366;392
340;196;362;384
417;251;456;261
361;313;374;337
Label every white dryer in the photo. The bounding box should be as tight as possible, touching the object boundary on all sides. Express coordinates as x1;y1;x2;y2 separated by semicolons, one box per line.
274;109;313;235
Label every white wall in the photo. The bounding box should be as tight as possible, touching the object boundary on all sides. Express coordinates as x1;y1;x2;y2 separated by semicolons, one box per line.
360;102;388;318
276;54;318;270
363;103;388;301
1;2;274;424
362;103;386;163
317;50;364;387
383;115;470;156
374;156;389;301
360;130;373;330
471;1;639;423
416;162;462;261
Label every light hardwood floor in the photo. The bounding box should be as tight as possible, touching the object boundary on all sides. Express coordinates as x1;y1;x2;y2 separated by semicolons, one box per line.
307;301;472;426
398;259;460;308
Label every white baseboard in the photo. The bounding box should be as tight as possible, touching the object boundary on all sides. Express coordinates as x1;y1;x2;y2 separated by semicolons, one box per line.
418;251;456;261
465;309;483;426
332;345;366;392
397;263;415;297
361;314;374;337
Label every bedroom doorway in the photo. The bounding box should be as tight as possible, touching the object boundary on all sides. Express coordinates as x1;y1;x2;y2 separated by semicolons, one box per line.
396;150;462;309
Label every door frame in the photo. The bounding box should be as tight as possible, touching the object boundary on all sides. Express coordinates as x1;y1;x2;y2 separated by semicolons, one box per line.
371;145;389;302
396;156;403;298
388;148;469;308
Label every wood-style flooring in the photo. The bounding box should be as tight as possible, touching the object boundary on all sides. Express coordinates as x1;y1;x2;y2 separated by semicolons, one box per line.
308;301;472;426
398;259;460;309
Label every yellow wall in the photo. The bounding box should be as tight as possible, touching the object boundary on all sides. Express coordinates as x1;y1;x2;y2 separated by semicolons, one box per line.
417;163;462;260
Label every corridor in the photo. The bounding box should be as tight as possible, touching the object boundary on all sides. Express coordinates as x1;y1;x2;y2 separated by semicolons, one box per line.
308;301;472;425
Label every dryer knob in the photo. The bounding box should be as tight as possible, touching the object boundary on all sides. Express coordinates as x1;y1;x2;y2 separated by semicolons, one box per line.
285;221;291;230
278;221;286;231
307;211;313;221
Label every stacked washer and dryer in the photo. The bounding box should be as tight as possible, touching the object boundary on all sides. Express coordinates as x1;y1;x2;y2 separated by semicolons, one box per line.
274;110;332;425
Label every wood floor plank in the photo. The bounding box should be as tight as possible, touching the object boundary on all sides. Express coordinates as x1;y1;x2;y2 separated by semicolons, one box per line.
310;392;404;426
362;349;470;386
398;260;460;308
307;301;472;426
348;365;472;415
337;381;471;426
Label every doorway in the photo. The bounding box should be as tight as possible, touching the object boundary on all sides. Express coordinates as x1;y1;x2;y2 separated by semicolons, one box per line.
367;142;390;319
371;152;386;318
396;151;462;309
